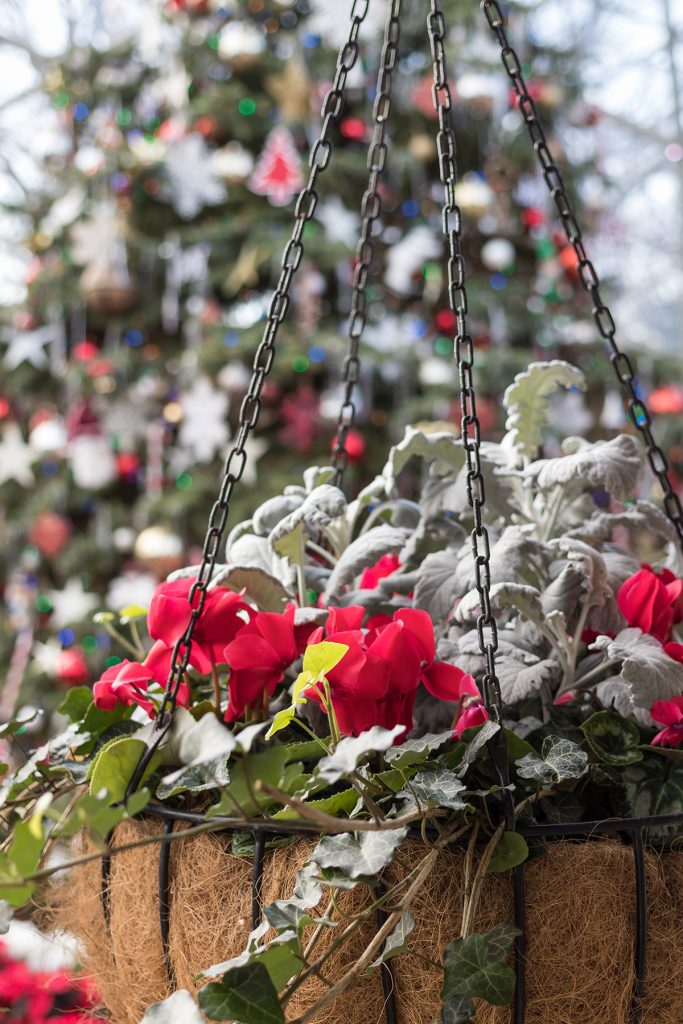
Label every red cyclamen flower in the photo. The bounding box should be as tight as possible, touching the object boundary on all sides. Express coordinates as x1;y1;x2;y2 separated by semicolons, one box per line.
147;577;252;675
223;603;313;722
650;696;683;748
359;553;401;590
617;565;683;644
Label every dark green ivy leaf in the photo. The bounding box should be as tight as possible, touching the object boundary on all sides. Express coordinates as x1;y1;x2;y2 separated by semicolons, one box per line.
441;923;520;1007
198;961;285;1023
580;711;643;766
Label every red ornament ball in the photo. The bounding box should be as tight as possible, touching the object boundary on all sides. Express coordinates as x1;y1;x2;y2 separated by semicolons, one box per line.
116;452;141;481
28;511;72;559
56;649;90;687
344;428;366;463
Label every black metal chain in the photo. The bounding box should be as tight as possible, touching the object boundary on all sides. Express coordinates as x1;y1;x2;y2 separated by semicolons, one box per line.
481;0;683;554
331;0;402;488
126;1;371;793
427;0;504;727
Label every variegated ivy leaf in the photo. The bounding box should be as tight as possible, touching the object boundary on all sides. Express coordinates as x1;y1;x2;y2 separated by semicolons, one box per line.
442;924;520;1006
316;725;406;783
324;524;407;600
589;628;683;713
312;826;408;880
524;433;643;500
367;910;416;974
516;736;588;785
502;360;586;461
398;769;468;811
385;730;455;769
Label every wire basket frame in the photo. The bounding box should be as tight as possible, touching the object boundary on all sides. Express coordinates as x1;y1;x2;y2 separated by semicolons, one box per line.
101;3;683;1024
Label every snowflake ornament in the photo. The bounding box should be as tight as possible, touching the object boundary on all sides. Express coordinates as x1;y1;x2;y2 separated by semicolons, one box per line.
178;376;230;463
162;134;227;220
46;578;100;628
249;126;303;207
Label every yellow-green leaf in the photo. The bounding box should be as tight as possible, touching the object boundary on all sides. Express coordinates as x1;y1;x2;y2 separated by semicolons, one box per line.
119;604;149;623
302;641;348;679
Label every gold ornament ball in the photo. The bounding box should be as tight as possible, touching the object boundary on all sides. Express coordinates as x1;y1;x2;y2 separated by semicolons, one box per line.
408;133;436;162
81;263;138;316
134;525;185;577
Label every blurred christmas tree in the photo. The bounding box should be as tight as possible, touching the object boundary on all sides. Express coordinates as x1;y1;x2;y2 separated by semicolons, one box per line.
0;0;633;713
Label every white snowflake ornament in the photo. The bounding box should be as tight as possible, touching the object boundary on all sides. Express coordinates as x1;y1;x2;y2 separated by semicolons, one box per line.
178;376;230;463
47;578;100;628
161;134;227;220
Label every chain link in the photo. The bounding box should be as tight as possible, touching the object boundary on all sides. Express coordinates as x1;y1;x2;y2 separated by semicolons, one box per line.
481;0;683;554
127;1;370;792
427;0;505;725
331;0;402;487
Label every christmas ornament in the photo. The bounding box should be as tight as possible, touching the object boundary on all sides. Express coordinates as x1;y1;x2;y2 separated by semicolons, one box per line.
1;324;56;370
385;227;441;295
47;578;99;628
317;197;360;248
107;570;159;612
249;126;303;207
454;177;495;217
408;133;436;161
0;426;37;488
66;400;117;491
217;360;252;393
650;386;683;416
217;21;266;64
480;237;515;271
72;204;138;315
265;56;311;122
211;142;254;183
134;525;184;576
29;412;66;454
161;133;227;220
81;260;138;316
239;435;268;487
28;511;71;559
278;384;322;454
56;649;89;687
178;376;229;463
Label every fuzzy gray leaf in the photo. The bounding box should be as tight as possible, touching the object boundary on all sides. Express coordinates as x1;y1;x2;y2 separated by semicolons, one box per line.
496;656;557;704
324;524;407;600
503;360;586;460
524;434;643;499
252;494;304;536
590;628;683;712
212;565;289;612
413;547;461;622
384;427;464;489
312;827;408;879
456;583;544;627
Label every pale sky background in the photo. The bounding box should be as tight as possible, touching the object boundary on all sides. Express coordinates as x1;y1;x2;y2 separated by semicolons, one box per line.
0;0;681;354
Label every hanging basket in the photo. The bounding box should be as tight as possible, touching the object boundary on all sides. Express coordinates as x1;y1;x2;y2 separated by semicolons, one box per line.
54;815;683;1024
34;1;683;1024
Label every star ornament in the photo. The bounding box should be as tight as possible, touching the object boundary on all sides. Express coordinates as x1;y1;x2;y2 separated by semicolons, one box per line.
47;578;100;628
2;325;56;370
0;425;38;487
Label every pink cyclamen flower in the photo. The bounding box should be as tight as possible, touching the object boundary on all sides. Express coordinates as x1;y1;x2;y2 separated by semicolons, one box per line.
650;696;683;748
93;660;155;715
359;553;401;590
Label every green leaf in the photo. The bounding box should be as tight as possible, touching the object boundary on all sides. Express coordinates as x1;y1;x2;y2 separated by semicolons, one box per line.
367;910;415;973
208;747;292;817
57;686;93;723
88;736;161;803
198;961;284;1023
502;360;586;460
398;769;468;811
0;707;40;738
140;989;206;1024
441;924;520;1006
156;757;231;800
581;710;643;766
311;827;408;880
0;815;46;905
516;735;588;785
272;788;358;821
487;832;529;874
316;725;406;784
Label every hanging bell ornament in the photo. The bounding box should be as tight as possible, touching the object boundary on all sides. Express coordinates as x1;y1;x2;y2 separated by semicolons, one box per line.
81;260;138;316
